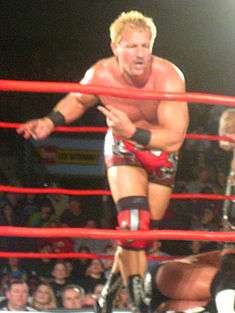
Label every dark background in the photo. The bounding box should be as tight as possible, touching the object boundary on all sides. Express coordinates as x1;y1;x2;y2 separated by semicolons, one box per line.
1;0;235;126
0;0;234;188
0;1;232;252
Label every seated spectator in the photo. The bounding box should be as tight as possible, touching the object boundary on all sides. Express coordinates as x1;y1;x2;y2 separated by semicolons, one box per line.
73;246;92;278
1;258;27;281
0;200;22;251
191;207;220;232
39;219;73;253
17;194;39;223
61;284;84;309
27;244;54;283
50;261;70;307
59;196;88;227
73;219;112;254
0;278;34;311
78;259;106;294
147;240;170;271
47;192;69;217
31;282;57;310
27;198;56;228
115;287;131;310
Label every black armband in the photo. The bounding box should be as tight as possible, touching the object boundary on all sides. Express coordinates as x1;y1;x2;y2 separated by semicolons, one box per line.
129;127;151;146
46;110;66;126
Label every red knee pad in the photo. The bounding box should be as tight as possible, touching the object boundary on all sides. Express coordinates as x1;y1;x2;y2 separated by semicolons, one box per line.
116;196;150;250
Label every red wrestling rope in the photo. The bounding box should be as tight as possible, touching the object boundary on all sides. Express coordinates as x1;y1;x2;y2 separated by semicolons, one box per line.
0;185;233;200
0;122;233;143
0;251;174;261
0;226;234;242
1;79;235;106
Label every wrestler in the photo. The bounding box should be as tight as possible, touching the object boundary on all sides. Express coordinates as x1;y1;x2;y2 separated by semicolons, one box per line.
17;11;189;313
209;108;235;313
150;250;220;312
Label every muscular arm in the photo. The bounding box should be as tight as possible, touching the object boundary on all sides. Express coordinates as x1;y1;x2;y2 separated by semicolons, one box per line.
148;98;188;152
17;66;99;140
53;66;100;123
53;92;98;124
148;65;188;152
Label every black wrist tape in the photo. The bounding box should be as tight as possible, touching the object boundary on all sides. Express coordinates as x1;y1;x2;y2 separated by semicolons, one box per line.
47;110;66;126
129;127;151;146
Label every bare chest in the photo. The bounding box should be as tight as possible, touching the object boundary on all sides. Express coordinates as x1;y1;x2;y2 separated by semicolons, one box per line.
99;96;159;124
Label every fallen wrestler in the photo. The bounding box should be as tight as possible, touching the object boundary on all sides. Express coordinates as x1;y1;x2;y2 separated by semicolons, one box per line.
150;250;219;312
147;109;235;313
147;248;234;313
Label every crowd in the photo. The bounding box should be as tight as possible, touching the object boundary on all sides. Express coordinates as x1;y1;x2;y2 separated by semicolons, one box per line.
0;119;230;310
0;132;229;311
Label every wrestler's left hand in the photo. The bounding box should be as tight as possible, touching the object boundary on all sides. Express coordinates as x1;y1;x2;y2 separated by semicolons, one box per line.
98;105;136;138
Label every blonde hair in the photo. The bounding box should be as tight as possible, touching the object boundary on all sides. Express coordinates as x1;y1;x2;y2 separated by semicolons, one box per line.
219;109;235;135
110;11;157;48
32;283;57;310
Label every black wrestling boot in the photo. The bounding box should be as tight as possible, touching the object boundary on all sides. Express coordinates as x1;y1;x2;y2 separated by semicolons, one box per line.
95;272;122;313
128;274;150;313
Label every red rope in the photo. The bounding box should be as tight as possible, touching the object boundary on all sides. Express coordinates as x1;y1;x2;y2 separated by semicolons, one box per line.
0;251;174;261
0;122;233;144
1;79;235;106
0;226;234;242
0;185;231;200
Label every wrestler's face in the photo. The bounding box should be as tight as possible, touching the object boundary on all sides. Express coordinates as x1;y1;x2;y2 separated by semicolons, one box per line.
111;26;153;78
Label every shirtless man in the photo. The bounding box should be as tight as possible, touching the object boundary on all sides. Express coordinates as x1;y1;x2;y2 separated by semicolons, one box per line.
213;108;235;313
150;250;220;312
17;11;189;313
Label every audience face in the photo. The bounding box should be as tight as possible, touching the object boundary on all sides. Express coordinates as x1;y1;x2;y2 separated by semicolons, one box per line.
62;288;83;309
52;262;68;282
202;208;214;224
6;282;29;311
33;284;56;309
117;287;130;309
69;198;81;214
86;259;104;277
93;284;104;300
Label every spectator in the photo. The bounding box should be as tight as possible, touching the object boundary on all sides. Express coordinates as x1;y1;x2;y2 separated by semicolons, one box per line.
48;192;69;217
0;201;22;251
61;284;84;309
27;244;54;282
74;219;112;254
50;261;70;306
115;287;131;310
191;207;220;232
17;194;39;223
1;258;27;281
39;219;73;253
187;167;212;194
0;278;34;311
31;282;57;310
27;198;56;227
59;196;88;227
73;246;92;278
147;240;170;270
78;259;106;293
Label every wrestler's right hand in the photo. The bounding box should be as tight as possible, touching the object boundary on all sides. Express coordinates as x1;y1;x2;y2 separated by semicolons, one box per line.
17;117;55;140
